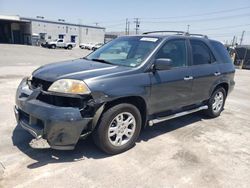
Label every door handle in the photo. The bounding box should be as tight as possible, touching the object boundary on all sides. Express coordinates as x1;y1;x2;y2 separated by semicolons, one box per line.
184;76;193;81
214;72;221;76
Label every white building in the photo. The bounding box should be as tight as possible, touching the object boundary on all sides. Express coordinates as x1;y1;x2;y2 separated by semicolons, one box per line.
0;15;105;46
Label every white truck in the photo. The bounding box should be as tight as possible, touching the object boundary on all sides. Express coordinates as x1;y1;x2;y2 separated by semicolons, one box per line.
44;39;76;50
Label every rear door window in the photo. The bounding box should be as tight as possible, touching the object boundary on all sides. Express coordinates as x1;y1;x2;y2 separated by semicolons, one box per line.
190;40;215;65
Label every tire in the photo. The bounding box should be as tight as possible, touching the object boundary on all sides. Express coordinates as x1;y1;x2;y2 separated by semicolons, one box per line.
93;103;142;155
67;45;72;50
51;44;56;49
204;87;226;118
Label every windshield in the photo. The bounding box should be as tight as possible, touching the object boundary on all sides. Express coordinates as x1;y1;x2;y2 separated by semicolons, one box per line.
86;36;161;67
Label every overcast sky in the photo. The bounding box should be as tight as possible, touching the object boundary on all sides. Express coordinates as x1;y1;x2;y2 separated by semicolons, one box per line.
0;0;250;44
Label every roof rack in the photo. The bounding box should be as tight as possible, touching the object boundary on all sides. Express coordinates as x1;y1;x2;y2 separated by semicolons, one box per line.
188;33;208;39
143;30;208;39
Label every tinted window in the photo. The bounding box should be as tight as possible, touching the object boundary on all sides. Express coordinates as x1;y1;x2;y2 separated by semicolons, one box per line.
155;39;187;67
190;40;215;65
58;40;63;42
211;41;232;64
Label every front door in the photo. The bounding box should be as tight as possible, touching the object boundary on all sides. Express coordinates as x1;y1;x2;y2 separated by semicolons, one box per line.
13;30;21;44
57;39;65;47
149;39;193;115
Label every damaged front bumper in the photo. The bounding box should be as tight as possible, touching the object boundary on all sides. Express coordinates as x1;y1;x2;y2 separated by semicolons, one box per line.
15;78;93;150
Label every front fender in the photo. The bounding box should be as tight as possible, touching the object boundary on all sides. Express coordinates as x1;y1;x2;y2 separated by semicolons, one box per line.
86;73;151;130
86;72;151;104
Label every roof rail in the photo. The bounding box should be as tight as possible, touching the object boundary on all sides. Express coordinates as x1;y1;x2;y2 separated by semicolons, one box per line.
187;33;208;39
143;30;186;35
143;30;208;39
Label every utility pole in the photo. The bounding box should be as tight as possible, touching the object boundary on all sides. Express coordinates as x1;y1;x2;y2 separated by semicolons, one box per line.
128;21;130;35
125;18;128;35
231;36;236;46
134;18;140;35
187;24;190;33
240;30;245;45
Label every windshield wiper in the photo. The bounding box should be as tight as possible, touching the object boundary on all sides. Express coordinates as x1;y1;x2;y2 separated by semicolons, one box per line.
90;58;114;65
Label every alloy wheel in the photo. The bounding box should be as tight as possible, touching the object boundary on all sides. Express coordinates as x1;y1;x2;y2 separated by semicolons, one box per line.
212;91;224;113
108;112;136;146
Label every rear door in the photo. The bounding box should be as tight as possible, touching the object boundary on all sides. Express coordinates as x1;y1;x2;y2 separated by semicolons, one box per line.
149;39;194;114
189;39;221;103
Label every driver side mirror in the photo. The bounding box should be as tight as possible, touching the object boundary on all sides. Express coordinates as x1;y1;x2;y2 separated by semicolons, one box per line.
154;58;173;70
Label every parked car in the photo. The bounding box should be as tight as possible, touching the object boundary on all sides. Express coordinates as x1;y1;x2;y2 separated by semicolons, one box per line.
233;45;250;69
79;42;90;49
92;43;104;51
43;39;76;49
15;31;235;154
85;43;97;50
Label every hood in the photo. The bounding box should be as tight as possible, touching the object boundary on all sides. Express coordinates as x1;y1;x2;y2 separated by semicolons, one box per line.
32;58;131;82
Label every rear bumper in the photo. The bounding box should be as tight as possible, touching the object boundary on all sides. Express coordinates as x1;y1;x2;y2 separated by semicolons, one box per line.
15;78;92;150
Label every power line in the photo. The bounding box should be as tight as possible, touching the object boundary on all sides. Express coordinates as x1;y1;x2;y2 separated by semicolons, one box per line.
141;6;250;20
104;23;125;28
192;24;250;32
142;13;250;24
208;31;250;37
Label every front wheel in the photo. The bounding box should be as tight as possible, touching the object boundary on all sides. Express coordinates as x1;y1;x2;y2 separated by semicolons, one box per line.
67;45;72;50
93;103;142;154
204;87;226;118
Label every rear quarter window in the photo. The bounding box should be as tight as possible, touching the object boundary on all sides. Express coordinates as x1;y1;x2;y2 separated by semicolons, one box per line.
211;41;233;64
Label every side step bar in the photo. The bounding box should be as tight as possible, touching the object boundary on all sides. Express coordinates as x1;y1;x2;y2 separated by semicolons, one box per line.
148;105;208;126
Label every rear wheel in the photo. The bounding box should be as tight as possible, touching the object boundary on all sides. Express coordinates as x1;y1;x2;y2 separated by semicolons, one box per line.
67;45;72;50
93;103;142;154
51;44;56;49
204;87;226;118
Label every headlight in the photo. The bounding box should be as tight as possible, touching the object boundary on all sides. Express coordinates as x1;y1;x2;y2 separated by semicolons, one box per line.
48;79;90;94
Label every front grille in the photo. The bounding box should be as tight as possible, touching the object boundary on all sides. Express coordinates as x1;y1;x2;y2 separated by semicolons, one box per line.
37;92;89;108
30;77;52;91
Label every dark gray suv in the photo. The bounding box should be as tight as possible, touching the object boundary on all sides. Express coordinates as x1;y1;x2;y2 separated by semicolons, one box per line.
14;31;235;154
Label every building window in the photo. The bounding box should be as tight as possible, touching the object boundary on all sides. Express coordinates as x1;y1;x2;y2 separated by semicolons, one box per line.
39;33;46;40
58;34;64;39
66;26;68;33
71;35;77;43
48;36;51;39
44;25;46;27
86;28;88;35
